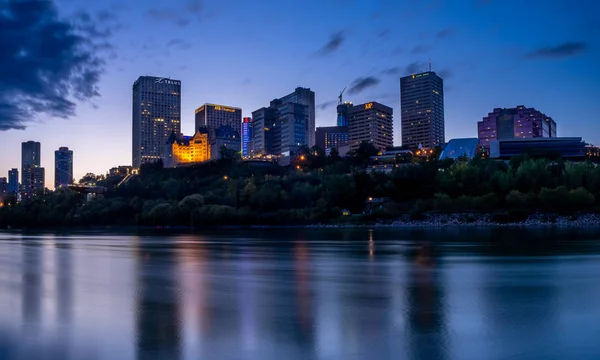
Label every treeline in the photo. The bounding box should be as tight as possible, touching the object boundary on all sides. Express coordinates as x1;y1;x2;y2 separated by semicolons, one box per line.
2;144;600;228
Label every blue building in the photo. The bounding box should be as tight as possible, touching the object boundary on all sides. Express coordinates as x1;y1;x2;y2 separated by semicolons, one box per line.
337;102;352;127
242;117;253;157
439;138;480;160
8;169;18;194
55;147;73;189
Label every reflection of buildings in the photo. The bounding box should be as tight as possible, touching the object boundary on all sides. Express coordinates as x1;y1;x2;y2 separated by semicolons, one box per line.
135;239;181;360
165;128;210;167
132;76;181;167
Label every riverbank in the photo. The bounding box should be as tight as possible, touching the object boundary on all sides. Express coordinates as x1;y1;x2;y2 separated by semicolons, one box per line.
310;212;600;228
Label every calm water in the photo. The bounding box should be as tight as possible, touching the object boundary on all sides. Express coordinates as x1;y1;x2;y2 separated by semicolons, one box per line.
1;228;600;360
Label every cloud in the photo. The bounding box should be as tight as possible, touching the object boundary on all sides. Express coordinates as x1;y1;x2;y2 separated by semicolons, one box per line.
348;77;380;95
437;68;453;79
318;101;336;111
167;38;192;50
405;62;427;74
412;45;432;54
378;29;390;38
0;0;110;130
381;67;402;75
435;28;456;39
316;31;344;56
524;42;587;59
146;0;204;27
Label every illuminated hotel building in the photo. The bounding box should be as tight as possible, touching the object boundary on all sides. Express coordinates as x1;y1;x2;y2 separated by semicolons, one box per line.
478;105;557;151
165;127;210;168
278;87;315;147
55;147;73;189
400;71;444;149
348;102;393;152
194;104;242;141
132;76;181;168
242;117;252;157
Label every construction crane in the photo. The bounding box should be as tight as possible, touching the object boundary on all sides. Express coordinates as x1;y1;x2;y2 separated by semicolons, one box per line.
338;86;346;105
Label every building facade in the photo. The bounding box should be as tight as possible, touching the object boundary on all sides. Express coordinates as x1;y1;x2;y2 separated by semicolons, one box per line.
0;178;7;196
21;167;45;199
22;141;41;169
337;102;352;127
478;105;557;151
316;126;349;150
400;71;445;149
490;137;583;159
242;117;253;157
251;100;308;156
251;107;278;156
194;104;242;142
278;87;315;147
165;128;210;167
55;147;73;189
8;169;18;194
348;102;394;152
132;76;181;168
211;125;242;160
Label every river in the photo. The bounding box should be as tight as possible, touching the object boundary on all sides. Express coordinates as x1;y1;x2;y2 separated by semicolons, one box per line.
0;228;600;359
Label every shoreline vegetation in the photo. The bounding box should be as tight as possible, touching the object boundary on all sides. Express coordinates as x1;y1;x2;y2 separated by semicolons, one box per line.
2;143;600;230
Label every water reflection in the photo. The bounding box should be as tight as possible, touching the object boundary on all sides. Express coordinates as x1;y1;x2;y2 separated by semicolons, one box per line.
0;228;599;359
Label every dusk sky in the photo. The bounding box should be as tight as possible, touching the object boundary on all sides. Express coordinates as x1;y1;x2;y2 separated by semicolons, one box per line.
1;0;599;187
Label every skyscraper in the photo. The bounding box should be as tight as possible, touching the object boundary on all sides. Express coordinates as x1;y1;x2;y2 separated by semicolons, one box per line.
132;76;181;168
251;107;278;155
22;141;41;169
251;100;308;156
194;104;242;141
8;169;18;194
278;87;315;147
478;105;557;151
242;117;253;157
55;147;73;189
400;71;444;149
0;178;7;196
348;102;394;152
337;102;352;127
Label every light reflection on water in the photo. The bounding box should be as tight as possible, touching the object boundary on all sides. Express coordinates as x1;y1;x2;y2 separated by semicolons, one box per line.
0;228;600;359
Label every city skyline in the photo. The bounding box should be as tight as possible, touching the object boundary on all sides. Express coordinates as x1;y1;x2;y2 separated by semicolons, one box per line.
1;0;599;187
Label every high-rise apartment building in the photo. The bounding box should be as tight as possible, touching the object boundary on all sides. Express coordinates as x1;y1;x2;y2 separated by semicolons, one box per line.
22;141;41;169
21;167;45;199
478;105;557;151
0;178;7;196
316;126;348;150
8;169;18;194
251;100;308;156
132;76;181;168
400;71;444;149
55;147;73;189
278;87;315;147
194;104;242;142
348;102;394;152
242;117;253;157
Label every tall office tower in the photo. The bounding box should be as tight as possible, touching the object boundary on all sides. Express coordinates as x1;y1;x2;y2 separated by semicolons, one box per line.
337;102;352;127
316;126;348;150
22;141;41;169
194;104;242;142
400;71;444;149
0;178;7;196
251;107;278;155
278;87;315;147
348;102;394;152
21;167;45;199
8;169;18;194
478;105;557;151
242;117;253;157
55;147;73;189
132;76;181;168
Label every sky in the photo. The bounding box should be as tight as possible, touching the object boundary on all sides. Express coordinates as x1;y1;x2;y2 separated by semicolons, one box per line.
0;0;599;187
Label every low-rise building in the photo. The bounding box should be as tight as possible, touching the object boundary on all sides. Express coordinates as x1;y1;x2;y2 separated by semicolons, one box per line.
490;137;585;160
165;128;210;167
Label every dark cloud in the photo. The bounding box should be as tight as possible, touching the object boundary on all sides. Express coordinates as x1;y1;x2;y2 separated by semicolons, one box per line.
524;42;587;59
146;0;204;27
167;38;192;50
318;101;336;111
378;29;390;38
348;77;380;95
381;67;402;75
316;31;344;56
437;68;453;79
412;45;432;54
0;0;111;131
435;28;456;39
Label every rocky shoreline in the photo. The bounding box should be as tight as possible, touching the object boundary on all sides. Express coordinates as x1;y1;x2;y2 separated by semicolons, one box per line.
310;212;600;228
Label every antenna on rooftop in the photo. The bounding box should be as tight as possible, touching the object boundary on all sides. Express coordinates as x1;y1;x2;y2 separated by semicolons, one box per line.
428;58;432;72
